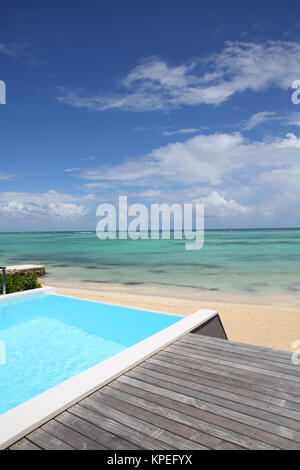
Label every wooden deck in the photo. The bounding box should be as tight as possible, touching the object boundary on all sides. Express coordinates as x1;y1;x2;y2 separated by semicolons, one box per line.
9;333;300;450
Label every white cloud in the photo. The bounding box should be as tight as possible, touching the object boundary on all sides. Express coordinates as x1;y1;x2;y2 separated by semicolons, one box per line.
285;111;300;127
66;130;300;221
68;132;251;187
3;131;299;224
243;111;277;130
161;128;203;136
288;119;300;126
0;190;89;219
48;203;88;218
0;201;26;216
0;42;45;66
198;191;249;217
277;132;300;148
0;171;14;180
57;41;300;112
0;42;23;59
81;155;95;162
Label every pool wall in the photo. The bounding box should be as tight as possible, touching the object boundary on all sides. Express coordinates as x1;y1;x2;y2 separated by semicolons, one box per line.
0;286;56;304
0;286;218;449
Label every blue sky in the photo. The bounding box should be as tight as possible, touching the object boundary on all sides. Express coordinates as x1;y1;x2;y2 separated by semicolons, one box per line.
1;0;300;230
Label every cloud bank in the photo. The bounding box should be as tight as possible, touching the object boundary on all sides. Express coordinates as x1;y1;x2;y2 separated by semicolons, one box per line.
2;129;300;228
57;41;300;112
64;130;300;226
0;191;89;219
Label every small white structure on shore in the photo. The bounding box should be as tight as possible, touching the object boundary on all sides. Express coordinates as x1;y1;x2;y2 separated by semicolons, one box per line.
6;265;46;277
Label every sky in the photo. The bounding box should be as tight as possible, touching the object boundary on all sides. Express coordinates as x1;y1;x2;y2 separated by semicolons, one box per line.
1;0;300;230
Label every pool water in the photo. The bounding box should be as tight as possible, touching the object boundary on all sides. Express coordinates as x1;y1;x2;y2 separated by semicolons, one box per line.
0;293;182;414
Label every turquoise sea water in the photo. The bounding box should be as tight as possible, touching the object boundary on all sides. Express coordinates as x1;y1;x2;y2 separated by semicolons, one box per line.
0;293;181;414
0;230;300;296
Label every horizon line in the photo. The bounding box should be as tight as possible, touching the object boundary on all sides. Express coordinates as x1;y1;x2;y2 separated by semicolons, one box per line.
1;227;300;234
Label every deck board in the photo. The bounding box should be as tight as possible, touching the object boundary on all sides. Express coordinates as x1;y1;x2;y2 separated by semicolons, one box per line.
9;438;41;450
41;419;108;450
131;363;300;421
157;350;300;396
178;337;300;374
110;379;293;450
165;344;300;385
26;428;74;450
148;356;300;405
141;360;300;412
81;395;205;450
119;374;300;442
56;411;142;450
69;404;168;450
8;333;300;450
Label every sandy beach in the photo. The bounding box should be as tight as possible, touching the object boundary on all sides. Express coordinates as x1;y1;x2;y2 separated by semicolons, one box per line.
47;279;300;353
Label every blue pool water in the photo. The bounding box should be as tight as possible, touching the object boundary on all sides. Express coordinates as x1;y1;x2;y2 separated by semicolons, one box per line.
0;293;181;414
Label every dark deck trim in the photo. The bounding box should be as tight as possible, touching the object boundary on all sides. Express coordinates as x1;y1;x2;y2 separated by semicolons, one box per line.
191;314;228;340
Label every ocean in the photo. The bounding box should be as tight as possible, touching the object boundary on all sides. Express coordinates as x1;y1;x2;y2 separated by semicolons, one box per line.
0;229;299;298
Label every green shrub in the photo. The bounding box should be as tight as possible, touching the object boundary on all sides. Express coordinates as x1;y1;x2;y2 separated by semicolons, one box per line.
0;273;42;294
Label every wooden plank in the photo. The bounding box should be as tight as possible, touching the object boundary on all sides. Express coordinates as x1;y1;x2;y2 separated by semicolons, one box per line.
100;385;242;450
81;394;208;450
141;360;300;413
26;428;74;450
169;343;300;382
149;355;300;406
9;438;41;450
185;333;292;361
127;368;300;433
177;338;300;376
166;345;300;388
111;378;298;450
179;336;299;371
186;332;293;356
56;411;139;450
119;373;300;443
104;382;271;450
69;403;172;450
181;334;293;365
157;350;300;396
165;344;300;385
42;419;107;450
90;391;216;450
155;349;294;395
134;363;300;421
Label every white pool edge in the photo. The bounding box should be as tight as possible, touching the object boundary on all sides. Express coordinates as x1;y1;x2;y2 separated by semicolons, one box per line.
0;286;56;303
0;287;218;449
53;289;183;317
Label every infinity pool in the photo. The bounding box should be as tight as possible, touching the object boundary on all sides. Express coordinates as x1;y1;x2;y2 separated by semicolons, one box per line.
0;292;182;415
